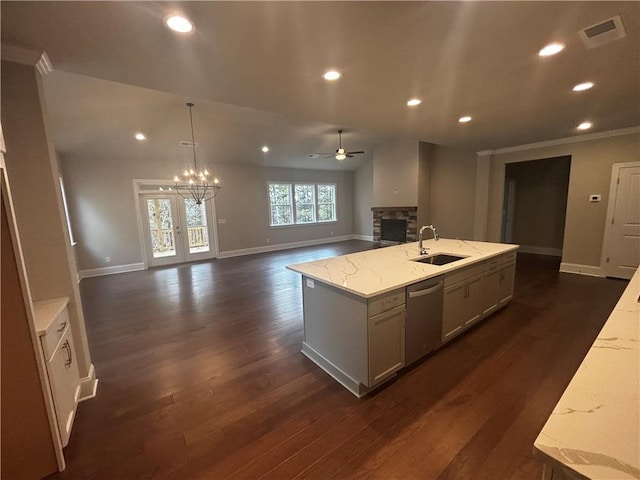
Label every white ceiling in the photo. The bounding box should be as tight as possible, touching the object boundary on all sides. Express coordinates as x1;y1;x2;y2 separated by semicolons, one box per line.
2;1;639;171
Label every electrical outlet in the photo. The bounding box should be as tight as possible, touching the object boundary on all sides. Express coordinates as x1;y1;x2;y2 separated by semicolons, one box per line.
589;194;601;202
266;238;270;244
330;231;334;236
105;256;111;263
217;218;226;224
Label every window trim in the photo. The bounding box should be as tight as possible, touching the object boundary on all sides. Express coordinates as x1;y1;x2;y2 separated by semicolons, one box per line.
268;181;337;227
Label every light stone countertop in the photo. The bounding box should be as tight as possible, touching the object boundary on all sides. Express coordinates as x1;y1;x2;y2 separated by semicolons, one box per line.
286;238;519;298
32;296;70;335
533;267;640;480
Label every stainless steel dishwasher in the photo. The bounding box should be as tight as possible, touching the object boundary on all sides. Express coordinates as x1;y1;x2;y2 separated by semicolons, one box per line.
405;276;444;365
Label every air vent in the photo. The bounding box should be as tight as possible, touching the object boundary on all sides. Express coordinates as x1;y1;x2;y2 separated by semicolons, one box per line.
307;154;319;159
579;15;626;48
179;140;198;148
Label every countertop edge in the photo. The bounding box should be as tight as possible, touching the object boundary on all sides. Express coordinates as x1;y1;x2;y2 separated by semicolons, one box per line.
32;296;70;335
286;241;519;299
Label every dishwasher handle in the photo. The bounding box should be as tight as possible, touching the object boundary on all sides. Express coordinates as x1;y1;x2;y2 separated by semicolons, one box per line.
408;281;443;298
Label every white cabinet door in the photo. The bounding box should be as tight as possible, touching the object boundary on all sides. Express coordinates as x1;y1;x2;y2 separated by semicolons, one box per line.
47;328;80;446
368;306;405;387
443;282;467;341
464;275;484;327
497;262;516;305
481;266;500;316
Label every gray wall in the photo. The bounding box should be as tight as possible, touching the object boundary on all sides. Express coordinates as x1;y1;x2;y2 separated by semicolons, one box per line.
61;151;354;270
373;138;419;207
506;157;570;253
428;145;477;239
487;132;640;267
353;160;373;237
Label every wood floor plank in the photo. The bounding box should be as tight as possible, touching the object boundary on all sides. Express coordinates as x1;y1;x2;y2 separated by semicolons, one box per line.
47;243;628;480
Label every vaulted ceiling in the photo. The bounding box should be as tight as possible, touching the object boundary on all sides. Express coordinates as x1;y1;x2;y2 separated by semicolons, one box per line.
2;1;639;171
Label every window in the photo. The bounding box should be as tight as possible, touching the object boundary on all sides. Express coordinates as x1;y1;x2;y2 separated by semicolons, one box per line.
317;184;336;222
59;177;77;245
268;182;337;226
294;184;316;224
268;183;293;226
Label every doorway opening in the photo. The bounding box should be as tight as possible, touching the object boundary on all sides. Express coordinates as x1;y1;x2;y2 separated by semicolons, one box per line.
501;156;571;257
134;182;218;268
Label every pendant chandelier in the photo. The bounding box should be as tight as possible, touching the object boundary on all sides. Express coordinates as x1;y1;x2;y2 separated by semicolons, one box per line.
173;102;221;205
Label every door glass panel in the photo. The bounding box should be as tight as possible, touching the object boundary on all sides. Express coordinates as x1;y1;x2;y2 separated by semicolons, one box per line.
146;198;176;258
185;199;210;254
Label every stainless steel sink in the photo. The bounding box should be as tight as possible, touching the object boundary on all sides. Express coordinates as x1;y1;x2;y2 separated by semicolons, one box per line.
411;254;467;266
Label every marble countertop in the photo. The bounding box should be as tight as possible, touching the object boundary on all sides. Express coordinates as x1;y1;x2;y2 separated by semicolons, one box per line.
533;267;640;480
286;239;519;298
32;296;70;335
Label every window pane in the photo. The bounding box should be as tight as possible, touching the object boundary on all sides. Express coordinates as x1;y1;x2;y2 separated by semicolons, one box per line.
296;204;315;223
318;204;335;222
146;198;176;258
271;205;292;225
185;199;209;253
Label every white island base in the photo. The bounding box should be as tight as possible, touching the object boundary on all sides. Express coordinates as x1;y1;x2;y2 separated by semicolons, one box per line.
288;239;518;397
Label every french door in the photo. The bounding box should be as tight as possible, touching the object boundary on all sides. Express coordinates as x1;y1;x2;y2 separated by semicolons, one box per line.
140;193;216;267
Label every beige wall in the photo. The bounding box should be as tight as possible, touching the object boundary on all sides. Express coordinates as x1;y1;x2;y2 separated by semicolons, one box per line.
353;160;373;237
488;132;640;267
61;151;355;270
506;157;570;252
372;138;419;207
416;142;432;228
428;145;477;239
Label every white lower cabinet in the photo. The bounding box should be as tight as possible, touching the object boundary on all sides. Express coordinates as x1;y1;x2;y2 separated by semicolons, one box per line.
368;305;405;386
35;300;81;447
442;273;483;341
443;252;516;343
47;327;80;446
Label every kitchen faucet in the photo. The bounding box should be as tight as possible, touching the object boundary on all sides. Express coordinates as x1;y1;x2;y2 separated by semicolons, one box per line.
418;225;439;255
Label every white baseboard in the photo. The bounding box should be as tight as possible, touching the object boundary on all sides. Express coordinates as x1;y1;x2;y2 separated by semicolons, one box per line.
218;235;357;259
79;262;145;281
519;245;563;257
352;234;374;241
560;262;604;278
78;364;98;402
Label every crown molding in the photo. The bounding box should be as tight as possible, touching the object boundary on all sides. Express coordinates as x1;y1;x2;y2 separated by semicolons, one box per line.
1;43;53;75
476;126;640;157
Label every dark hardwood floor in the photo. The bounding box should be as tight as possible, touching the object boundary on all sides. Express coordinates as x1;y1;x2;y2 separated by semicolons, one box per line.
51;241;628;480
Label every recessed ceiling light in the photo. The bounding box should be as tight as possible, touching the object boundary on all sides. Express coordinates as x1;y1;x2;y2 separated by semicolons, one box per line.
261;146;269;153
164;15;194;33
577;121;593;130
135;132;146;141
407;98;422;107
538;42;565;57
572;82;594;92
323;70;341;81
458;116;472;123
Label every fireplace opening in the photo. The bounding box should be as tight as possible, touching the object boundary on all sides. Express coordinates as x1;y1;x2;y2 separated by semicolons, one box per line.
381;219;407;243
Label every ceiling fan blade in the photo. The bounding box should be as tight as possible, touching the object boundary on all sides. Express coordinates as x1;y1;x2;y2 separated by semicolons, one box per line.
347;151;365;155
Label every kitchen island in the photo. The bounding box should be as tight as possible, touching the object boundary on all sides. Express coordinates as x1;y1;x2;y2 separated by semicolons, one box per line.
287;238;519;397
533;267;640;480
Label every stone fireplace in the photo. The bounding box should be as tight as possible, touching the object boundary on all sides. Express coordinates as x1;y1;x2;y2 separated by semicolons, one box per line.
372;206;417;245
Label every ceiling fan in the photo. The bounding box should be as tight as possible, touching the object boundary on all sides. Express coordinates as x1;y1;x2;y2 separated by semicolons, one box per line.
315;130;365;161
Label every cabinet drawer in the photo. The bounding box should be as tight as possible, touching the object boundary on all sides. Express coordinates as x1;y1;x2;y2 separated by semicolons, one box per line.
445;262;487;287
41;307;70;362
368;289;405;317
499;251;517;265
